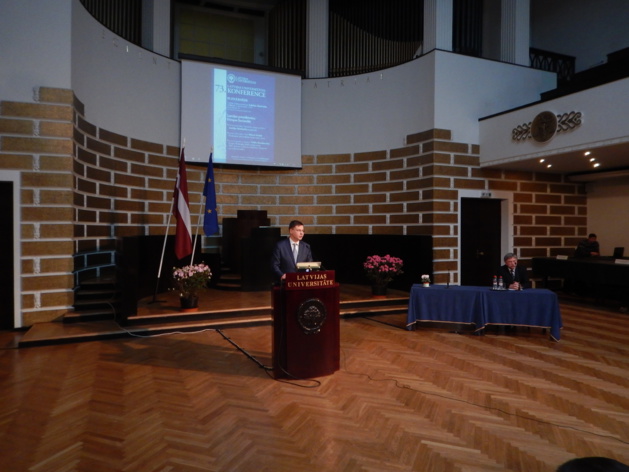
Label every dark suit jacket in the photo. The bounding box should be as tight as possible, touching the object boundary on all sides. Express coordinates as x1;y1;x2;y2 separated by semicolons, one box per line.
271;237;313;281
497;264;530;289
574;239;600;257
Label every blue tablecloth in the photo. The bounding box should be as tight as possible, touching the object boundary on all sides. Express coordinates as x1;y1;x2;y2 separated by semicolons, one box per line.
406;285;562;341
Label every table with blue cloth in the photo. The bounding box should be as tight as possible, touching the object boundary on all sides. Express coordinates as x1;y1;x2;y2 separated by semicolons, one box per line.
406;285;562;341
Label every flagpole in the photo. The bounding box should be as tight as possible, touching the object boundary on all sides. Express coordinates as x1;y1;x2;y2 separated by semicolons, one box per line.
151;143;187;303
191;207;203;263
151;203;175;303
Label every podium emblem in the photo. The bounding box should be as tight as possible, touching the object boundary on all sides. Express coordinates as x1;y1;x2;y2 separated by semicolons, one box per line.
297;298;327;334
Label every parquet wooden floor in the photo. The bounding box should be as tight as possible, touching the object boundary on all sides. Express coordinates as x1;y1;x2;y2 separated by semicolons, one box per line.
1;299;628;471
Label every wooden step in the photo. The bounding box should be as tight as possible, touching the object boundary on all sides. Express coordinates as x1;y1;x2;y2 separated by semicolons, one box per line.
215;272;243;290
20;285;410;347
64;307;117;323
68;276;121;323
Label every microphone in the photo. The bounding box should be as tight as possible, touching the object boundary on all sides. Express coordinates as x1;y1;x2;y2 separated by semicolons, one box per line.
447;270;450;288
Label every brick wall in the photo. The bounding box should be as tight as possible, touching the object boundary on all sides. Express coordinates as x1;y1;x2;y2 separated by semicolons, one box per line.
1;88;75;325
0;87;587;326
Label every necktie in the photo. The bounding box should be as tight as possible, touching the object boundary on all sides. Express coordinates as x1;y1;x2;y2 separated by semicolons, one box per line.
510;269;515;279
293;243;298;263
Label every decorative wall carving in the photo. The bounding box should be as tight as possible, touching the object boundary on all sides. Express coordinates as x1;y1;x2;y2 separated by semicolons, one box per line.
512;111;582;142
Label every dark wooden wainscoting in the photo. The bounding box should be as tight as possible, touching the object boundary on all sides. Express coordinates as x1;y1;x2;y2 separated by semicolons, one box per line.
305;234;432;291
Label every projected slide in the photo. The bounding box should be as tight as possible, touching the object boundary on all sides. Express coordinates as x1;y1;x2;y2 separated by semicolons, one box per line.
180;59;301;169
213;68;275;165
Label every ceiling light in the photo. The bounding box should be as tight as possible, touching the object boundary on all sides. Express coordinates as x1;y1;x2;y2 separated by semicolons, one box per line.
547;164;552;168
584;151;591;156
593;163;600;167
539;158;545;163
589;157;596;162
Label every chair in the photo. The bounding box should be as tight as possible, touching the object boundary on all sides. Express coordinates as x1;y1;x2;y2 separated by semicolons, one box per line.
613;247;625;258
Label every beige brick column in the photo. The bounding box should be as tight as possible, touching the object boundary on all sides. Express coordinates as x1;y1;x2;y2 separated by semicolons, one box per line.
0;88;75;325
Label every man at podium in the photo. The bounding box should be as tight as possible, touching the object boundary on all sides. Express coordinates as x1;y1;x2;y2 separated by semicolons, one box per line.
271;219;314;282
271;220;338;379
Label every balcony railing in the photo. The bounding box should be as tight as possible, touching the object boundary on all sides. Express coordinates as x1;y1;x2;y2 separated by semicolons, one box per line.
530;47;576;85
80;0;142;46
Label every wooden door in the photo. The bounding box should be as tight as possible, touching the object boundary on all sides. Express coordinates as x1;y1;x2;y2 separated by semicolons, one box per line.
0;182;14;329
460;197;502;287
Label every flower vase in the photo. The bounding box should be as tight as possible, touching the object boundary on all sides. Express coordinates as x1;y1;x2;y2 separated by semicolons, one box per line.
422;282;430;287
371;284;388;298
179;295;199;312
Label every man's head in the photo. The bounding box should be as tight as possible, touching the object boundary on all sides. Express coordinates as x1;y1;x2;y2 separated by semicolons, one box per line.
503;252;518;270
588;233;597;242
288;220;305;243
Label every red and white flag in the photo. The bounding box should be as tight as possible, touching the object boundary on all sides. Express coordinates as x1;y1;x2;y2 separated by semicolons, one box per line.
173;148;192;260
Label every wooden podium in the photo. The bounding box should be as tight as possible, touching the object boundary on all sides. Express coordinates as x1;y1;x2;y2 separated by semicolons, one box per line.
272;271;340;379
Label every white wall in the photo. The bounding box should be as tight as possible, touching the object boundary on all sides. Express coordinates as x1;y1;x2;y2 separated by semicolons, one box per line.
2;0;623;159
301;56;435;156
0;0;72;101
479;78;629;168
302;50;555;156
71;0;181;146
433;52;555;146
531;0;629;72
2;1;617;158
586;178;629;255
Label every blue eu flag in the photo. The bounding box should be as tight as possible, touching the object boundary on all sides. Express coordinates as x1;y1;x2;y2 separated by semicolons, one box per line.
203;153;219;235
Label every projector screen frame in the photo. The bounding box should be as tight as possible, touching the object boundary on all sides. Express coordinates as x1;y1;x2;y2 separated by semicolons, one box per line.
180;54;304;170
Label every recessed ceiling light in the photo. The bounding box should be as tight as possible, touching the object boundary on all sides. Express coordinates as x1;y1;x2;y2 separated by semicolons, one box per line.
589;157;596;162
540;158;545;163
593;163;600;168
584;151;591;156
547;164;552;168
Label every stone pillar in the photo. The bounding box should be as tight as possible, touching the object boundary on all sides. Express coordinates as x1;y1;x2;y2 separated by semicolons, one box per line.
423;0;453;53
306;0;329;78
142;0;171;57
500;0;530;65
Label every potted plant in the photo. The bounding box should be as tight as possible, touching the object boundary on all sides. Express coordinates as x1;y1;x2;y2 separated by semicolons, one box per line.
172;263;212;310
421;274;431;287
363;254;404;296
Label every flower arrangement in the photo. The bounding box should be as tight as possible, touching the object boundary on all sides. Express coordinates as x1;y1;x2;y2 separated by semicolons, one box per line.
172;263;212;298
421;274;430;284
363;254;404;286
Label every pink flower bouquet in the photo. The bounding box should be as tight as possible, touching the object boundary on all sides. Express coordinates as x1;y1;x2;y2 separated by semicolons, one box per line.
172;263;212;298
363;254;404;286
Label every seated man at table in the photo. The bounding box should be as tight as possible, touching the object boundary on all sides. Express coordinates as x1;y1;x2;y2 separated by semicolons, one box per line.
498;253;530;290
574;233;600;257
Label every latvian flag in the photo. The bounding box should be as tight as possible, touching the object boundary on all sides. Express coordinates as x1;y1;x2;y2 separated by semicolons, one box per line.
173;148;192;260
